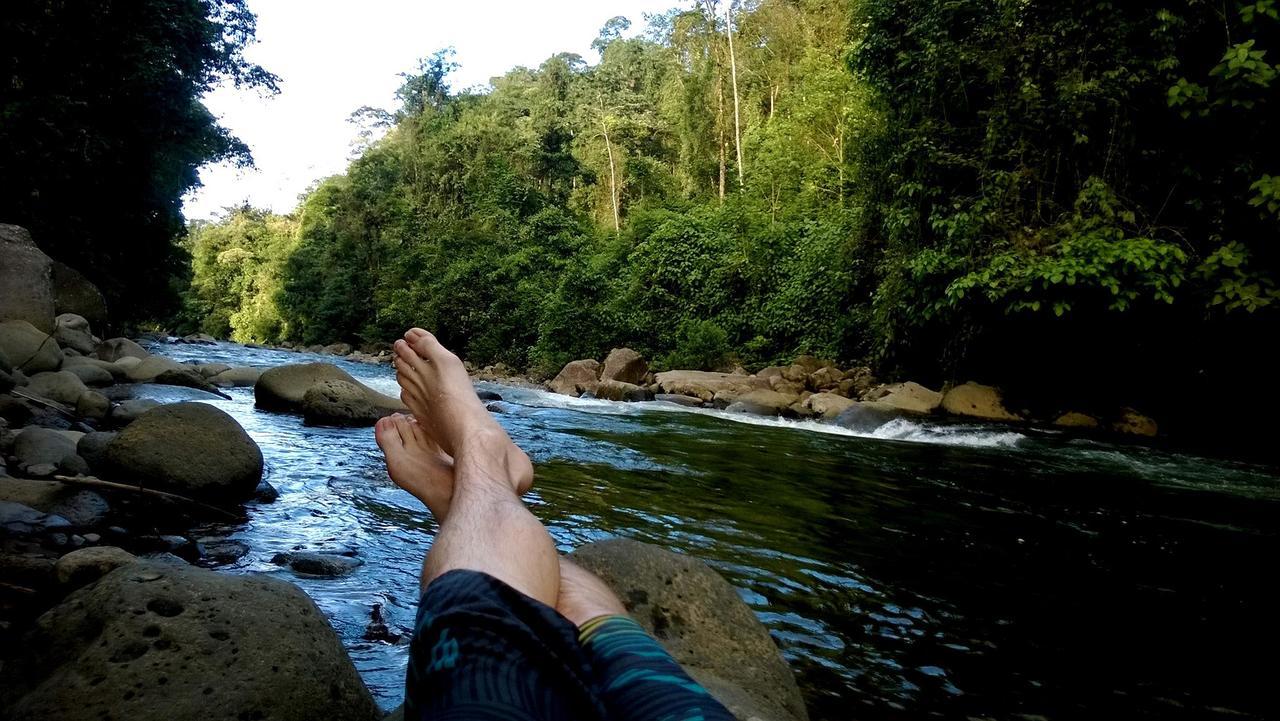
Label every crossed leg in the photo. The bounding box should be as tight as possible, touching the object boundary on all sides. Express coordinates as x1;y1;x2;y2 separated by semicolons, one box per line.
380;328;557;606
376;329;624;622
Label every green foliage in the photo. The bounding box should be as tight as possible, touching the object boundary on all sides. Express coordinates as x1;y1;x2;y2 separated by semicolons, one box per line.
662;319;732;371
0;0;276;322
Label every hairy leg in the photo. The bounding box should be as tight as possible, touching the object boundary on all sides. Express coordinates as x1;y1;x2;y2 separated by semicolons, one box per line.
393;329;559;606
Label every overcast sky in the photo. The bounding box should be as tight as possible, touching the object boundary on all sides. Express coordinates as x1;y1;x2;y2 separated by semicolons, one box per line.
183;0;683;220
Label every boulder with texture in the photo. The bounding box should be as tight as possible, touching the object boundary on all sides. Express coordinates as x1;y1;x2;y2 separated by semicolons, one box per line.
839;367;877;399
941;382;1022;421
862;381;943;414
25;371;88;405
0;478;107;527
594;379;654;403
571;539;808;721
54;546;137;588
834;402;907;432
256;363;403;414
76;431;117;471
51;261;109;332
0;224;56;332
804;392;856;420
1112;408;1157;437
302;380;384;426
75;391;110;421
3;560;381;721
0;320;62;373
124;354;186;382
1053;412;1099;428
654;370;768;404
725;389;801;417
105;403;264;502
51;313;98;355
209;366;264;387
600;348;649;385
807;366;843;391
93;337;147;363
548;359;601;397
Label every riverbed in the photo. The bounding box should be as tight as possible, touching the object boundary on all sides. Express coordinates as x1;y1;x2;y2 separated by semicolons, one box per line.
141;340;1278;721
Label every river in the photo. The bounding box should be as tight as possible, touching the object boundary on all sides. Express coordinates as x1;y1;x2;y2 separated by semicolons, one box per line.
139;340;1278;721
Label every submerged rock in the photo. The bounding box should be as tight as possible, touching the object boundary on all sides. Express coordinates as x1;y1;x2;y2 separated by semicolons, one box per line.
209;366;264;387
724;388;800;417
803;392;856;420
571;538;808;721
594;379;653;402
271;551;363;577
4;560;382;721
105;403;263;503
655;393;704;407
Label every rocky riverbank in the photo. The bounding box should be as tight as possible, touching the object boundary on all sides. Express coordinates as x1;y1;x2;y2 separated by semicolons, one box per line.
2;224;811;719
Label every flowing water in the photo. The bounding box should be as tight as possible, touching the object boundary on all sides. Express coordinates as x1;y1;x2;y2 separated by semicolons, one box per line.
142;340;1278;721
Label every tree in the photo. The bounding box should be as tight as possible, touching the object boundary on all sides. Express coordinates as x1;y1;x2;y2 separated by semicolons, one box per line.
0;0;278;321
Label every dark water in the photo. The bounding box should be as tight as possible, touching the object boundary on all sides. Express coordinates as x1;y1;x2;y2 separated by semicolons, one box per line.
144;341;1279;721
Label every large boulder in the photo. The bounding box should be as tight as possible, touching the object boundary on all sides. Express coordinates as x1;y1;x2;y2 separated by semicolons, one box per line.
209;366;264;388
301;380;383;426
59;360;114;386
806;366;843;392
105;403;263;502
0;320;62;373
862;381;942;414
600;348;648;385
594;379;654;403
1111;408;1158;437
51;313;98;355
548;359;601;397
803;392;856;420
3;560;381;721
1053;411;1099;428
255;363;404;414
571;539;808;721
93;337;147;363
654;370;769;404
940;382;1021;421
62;355;126;381
725;389;800;417
24;371;89;405
0;224;55;333
51;261;109;333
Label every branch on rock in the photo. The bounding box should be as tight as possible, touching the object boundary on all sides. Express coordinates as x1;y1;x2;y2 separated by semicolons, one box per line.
47;475;242;521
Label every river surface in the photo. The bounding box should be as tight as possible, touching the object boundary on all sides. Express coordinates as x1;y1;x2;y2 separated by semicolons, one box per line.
140;340;1278;721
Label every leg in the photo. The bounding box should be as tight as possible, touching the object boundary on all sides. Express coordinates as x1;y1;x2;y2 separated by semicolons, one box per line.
391;328;557;605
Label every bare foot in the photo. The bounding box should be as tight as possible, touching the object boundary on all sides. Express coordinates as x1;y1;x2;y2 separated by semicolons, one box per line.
556;558;627;627
392;328;532;493
374;414;455;518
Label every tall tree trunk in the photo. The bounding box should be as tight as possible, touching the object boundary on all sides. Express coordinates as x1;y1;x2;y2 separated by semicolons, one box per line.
726;0;744;188
599;97;620;233
718;73;726;202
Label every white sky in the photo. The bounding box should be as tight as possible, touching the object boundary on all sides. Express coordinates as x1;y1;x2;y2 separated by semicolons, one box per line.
183;0;683;220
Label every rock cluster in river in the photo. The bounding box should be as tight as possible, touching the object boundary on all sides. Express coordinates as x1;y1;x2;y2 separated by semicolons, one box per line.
545;348;1159;438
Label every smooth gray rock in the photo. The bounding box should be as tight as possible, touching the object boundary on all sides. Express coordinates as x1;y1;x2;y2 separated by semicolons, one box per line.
12;427;80;473
76;431;118;472
51;261;109;332
3;560;381;721
0;320;62;374
105;403;263;503
209;366;263;387
0;500;70;535
24;370;88;405
0;224;55;333
52;313;98;355
255;363;403;414
60;362;113;386
301;379;383;426
93;337;147;363
75;390;110;420
571;539;809;721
